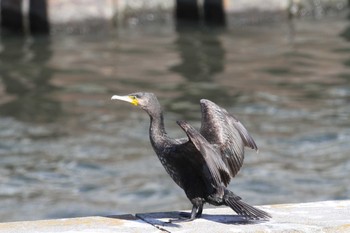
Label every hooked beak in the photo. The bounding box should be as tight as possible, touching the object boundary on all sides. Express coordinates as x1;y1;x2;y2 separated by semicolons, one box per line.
111;95;138;106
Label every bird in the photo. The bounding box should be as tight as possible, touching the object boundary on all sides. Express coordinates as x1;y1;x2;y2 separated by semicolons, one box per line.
111;92;270;222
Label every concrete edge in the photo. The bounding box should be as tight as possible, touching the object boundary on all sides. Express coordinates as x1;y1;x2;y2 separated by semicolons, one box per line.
0;200;349;233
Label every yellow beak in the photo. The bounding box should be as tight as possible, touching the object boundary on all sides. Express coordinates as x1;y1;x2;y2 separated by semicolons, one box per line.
111;95;138;106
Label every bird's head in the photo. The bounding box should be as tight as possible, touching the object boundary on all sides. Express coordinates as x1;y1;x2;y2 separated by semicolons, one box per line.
111;92;161;115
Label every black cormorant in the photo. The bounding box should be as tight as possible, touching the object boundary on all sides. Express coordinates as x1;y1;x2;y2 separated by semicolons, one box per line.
111;92;270;222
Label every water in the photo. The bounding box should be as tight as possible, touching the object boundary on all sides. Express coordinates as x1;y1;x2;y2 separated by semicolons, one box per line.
0;14;350;222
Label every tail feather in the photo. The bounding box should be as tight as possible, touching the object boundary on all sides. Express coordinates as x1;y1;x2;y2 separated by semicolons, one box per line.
223;190;271;220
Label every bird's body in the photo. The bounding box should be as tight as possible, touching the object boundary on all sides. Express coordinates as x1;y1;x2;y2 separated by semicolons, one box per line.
112;92;270;221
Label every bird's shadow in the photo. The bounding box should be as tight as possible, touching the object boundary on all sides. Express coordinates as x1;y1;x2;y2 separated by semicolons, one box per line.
135;211;268;228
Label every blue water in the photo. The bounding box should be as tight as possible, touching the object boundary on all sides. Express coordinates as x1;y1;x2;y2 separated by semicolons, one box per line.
0;14;349;222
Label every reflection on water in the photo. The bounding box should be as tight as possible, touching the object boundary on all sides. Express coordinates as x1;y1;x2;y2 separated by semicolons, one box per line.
169;26;230;118
0;37;61;122
0;15;350;222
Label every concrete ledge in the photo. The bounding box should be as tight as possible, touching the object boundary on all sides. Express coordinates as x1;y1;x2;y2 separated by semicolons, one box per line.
1;0;348;34
0;215;161;233
0;200;349;233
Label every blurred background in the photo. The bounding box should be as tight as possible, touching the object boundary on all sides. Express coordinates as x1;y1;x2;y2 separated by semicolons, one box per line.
0;0;349;222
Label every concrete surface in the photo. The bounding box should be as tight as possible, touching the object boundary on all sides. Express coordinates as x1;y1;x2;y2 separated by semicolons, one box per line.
1;0;347;34
46;0;348;25
0;215;161;233
0;200;349;233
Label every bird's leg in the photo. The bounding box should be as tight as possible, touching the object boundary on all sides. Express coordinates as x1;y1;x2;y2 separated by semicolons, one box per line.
196;203;203;218
169;205;199;223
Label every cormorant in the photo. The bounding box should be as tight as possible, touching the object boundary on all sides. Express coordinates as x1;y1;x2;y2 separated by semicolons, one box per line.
111;92;270;222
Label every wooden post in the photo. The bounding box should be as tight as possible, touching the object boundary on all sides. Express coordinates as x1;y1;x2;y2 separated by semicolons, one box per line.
29;0;49;34
0;0;24;33
203;0;226;26
175;0;200;27
175;0;226;28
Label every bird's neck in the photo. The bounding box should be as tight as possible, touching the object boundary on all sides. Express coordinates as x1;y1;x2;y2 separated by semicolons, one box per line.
149;110;168;149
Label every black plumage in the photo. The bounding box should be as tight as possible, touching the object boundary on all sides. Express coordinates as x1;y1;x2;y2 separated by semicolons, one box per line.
111;92;270;222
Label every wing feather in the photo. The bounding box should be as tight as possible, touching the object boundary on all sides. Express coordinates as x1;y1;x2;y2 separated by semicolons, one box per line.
176;120;231;187
200;99;258;178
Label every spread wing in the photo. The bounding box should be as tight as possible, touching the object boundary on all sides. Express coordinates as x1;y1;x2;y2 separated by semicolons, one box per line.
199;99;258;178
176;120;231;187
